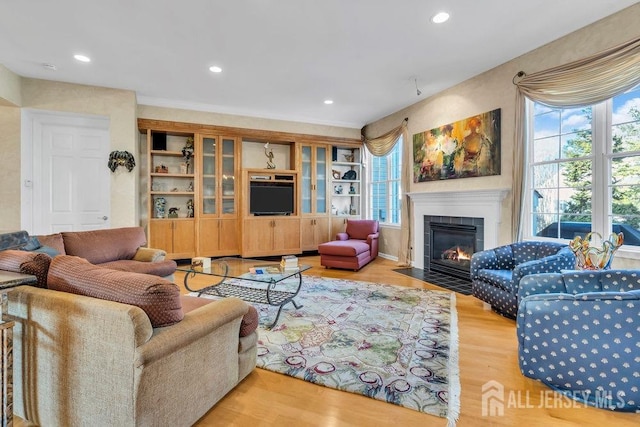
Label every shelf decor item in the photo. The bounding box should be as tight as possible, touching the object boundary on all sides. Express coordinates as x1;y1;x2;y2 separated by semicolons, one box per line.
342;170;356;180
154;197;166;218
264;142;275;169
182;137;194;173
569;231;624;270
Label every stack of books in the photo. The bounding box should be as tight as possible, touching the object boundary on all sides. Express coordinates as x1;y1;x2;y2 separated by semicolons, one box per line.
280;255;299;270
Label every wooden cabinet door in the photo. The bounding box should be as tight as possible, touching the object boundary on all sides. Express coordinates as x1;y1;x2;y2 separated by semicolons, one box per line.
198;218;220;255
172;219;195;258
300;217;315;251
149;220;174;253
315;217;330;246
301;217;330;251
273;218;300;254
242;218;274;257
218;218;240;254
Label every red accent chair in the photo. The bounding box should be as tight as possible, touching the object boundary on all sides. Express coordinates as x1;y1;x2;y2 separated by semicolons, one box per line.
318;219;379;271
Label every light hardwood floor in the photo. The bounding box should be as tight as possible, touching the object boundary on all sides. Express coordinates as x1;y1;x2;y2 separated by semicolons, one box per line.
178;256;638;427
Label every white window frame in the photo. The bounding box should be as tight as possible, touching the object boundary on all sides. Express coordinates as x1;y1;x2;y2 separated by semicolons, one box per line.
366;137;402;226
524;96;640;260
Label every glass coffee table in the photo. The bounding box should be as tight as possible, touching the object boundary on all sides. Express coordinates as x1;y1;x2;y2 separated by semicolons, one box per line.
178;257;310;328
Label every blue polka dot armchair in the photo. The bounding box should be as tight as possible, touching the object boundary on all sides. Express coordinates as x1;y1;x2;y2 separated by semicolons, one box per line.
517;270;640;411
470;241;575;318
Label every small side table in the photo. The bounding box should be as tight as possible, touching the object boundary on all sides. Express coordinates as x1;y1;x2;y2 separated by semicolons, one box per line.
0;271;37;427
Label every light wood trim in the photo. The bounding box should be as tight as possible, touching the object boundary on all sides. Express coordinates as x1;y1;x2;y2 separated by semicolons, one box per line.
138;118;363;146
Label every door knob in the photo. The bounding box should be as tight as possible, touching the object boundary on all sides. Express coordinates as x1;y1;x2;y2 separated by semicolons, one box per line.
101;216;108;220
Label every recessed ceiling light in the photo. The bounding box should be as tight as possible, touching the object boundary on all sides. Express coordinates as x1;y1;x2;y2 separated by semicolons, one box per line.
431;11;450;24
209;66;222;73
74;54;91;63
324;99;334;105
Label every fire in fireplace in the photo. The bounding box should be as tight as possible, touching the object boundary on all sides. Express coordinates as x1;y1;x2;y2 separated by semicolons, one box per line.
429;222;477;279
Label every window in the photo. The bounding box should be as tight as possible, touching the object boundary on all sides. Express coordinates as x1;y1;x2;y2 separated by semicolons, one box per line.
527;86;640;247
368;136;402;225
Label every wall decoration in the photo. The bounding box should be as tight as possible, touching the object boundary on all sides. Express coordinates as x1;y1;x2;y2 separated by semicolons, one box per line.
413;109;501;182
107;150;136;172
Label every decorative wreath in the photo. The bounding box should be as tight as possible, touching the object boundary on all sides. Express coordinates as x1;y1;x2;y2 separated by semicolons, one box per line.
108;150;136;172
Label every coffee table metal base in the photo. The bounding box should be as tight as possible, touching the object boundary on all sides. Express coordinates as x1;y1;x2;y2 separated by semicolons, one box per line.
183;267;304;329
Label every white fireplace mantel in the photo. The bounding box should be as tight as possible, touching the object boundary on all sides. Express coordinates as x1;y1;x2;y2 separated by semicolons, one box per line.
408;189;510;269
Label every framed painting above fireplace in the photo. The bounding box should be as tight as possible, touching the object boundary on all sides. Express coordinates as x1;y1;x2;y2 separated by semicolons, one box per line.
412;108;501;182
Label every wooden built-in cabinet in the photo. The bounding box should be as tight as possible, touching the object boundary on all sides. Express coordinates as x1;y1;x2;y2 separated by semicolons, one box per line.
138;119;362;259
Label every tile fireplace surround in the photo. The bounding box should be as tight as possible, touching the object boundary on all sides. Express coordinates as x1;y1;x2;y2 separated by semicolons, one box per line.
408;189;510;270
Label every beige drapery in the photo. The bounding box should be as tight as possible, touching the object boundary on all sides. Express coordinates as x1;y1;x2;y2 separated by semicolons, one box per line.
512;36;640;240
362;118;412;266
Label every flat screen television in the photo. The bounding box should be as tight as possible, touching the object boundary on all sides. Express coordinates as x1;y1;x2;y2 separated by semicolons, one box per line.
249;184;294;215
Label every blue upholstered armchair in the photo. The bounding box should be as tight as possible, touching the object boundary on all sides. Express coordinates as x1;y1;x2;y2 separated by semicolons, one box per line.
470;241;575;318
517;270;640;411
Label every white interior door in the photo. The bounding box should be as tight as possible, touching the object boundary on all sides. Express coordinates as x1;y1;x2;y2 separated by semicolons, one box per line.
24;111;111;234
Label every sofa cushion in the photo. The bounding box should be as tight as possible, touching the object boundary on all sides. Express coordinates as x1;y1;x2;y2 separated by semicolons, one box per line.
61;227;147;264
0;250;51;288
36;233;66;255
477;269;514;293
99;259;178;278
318;240;370;256
48;255;183;327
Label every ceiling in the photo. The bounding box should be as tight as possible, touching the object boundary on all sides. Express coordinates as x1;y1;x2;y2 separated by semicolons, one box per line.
0;1;637;129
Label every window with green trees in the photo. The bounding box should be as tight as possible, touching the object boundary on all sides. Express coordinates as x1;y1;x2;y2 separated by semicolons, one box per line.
528;85;640;247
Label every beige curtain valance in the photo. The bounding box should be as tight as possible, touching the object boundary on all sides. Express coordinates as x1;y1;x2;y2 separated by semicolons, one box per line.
514;36;640;108
361;117;408;156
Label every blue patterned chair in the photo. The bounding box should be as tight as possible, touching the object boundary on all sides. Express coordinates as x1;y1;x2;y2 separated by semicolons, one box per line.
470;241;575;318
517;270;640;411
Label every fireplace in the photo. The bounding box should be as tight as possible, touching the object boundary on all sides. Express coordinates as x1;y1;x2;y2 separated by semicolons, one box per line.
430;222;476;279
423;215;484;281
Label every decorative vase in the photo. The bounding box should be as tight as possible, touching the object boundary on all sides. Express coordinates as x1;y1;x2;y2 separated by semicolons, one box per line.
569;232;624;270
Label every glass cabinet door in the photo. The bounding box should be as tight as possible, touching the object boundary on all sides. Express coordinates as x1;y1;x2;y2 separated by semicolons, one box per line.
316;146;327;214
201;137;217;215
301;146;312;214
221;138;236;215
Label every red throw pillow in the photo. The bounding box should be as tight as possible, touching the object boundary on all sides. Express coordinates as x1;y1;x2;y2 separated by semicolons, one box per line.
48;255;183;327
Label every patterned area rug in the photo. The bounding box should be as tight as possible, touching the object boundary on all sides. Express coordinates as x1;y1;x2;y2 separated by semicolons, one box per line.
195;275;459;426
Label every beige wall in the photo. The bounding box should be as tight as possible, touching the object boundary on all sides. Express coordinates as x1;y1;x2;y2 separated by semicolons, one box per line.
369;4;640;264
0;65;21;106
0;105;22;231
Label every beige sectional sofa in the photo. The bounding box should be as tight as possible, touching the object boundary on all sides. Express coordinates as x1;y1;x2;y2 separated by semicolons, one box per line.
0;230;258;426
